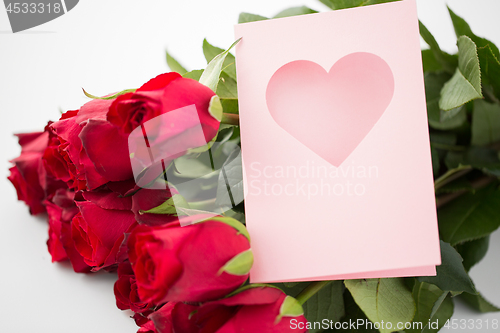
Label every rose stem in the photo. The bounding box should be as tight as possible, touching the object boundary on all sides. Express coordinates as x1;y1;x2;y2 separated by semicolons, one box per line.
295;281;331;305
221;113;239;126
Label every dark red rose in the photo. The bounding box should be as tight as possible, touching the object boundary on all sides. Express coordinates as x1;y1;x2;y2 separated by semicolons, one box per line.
71;190;136;271
114;260;154;313
144;303;175;333
128;216;252;304
50;98;133;191
107;73;219;137
149;287;307;333
45;189;91;273
8;126;65;214
137;319;157;333
45;189;79;262
108;73;221;189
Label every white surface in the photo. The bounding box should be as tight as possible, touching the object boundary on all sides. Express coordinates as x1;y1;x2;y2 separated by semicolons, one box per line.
0;1;499;332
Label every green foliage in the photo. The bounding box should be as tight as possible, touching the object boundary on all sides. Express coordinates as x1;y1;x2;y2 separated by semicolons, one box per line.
407;281;451;333
302;281;345;332
419;21;457;73
471;100;500;146
274;6;318;18
199;38;240;92
459;292;500;313
456;236;490;271
439;36;483;111
438;185;500;245
319;0;400;10
417;241;476;294
238;12;268;24
344;278;415;333
166;51;187;74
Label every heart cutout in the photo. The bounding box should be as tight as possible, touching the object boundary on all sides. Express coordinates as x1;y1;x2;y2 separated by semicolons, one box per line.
266;52;394;166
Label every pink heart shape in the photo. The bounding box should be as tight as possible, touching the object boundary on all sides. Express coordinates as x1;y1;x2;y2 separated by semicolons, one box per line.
266;52;394;166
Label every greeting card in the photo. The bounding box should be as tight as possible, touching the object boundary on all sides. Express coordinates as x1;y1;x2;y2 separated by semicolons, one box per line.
234;0;441;283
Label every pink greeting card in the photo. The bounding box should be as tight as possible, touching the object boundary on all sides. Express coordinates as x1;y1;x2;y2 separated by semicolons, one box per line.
234;0;441;283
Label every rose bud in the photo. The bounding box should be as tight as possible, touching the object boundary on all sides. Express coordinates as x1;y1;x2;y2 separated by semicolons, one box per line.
114;260;154;313
149;287;307;333
71;190;137;271
128;216;252;303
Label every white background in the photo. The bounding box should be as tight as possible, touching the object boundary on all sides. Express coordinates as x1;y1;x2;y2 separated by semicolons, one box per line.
0;1;499;332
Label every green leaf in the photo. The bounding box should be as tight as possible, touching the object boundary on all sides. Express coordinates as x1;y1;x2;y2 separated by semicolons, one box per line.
238;12;268;24
425;72;466;130
215;148;244;209
339;290;379;333
216;72;238;99
439;36;483;111
419;21;457;74
459;292;500;313
406;281;447;333
182;69;204;81
422;49;443;73
471;100;500;146
273;6;318;18
199;38;241;92
417;241;476;294
82;88;136;100
448;7;500;60
142;194;190;215
422;294;454;333
344;278;415;333
477;45;500;100
319;0;400;10
277;296;304;323
202;39;237;81
301;281;345;332
438;184;500;245
445;147;500;177
456;236;490;271
166;51;187;75
219;249;253;276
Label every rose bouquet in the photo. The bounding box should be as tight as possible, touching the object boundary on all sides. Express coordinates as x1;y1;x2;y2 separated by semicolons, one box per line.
7;0;500;332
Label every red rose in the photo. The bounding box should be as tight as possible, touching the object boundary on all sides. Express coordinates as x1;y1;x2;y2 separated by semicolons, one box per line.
128;216;252;303
107;73;219;137
149;287;308;333
45;189;91;273
109;73;221;189
50;99;132;191
45;189;79;262
8;126;64;214
71;189;137;271
114;260;154;313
